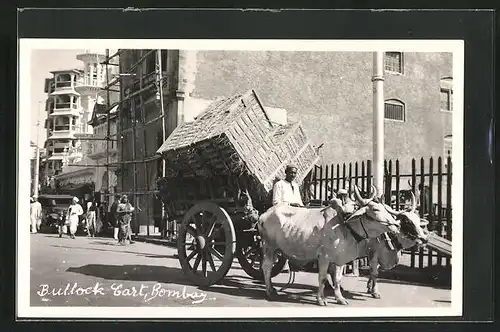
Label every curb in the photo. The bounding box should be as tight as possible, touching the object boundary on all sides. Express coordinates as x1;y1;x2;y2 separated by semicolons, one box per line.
133;236;177;248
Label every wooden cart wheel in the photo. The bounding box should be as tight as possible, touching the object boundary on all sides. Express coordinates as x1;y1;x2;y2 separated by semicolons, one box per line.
177;202;236;287
236;243;287;281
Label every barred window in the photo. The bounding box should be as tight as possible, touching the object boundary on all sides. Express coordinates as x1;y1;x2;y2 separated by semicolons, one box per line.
384;52;403;74
384;99;405;121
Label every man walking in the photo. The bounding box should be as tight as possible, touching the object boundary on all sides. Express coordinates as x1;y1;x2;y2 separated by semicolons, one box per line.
67;197;83;239
86;197;98;237
272;164;304;207
30;196;42;234
116;195;134;245
110;195;120;240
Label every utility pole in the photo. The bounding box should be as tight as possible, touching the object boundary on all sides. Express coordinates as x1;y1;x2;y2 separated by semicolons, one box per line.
33;101;44;197
372;52;385;198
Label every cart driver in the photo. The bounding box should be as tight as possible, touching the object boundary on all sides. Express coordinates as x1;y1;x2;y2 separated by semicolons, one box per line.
272;164;304;207
337;188;356;217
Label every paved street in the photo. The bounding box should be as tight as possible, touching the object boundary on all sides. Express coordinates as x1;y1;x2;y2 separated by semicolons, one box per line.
30;234;451;307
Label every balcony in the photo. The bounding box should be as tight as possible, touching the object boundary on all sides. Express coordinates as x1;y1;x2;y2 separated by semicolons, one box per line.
76;76;100;87
53;125;77;131
48;103;80;117
54;80;73;89
47;125;77;140
75;76;102;93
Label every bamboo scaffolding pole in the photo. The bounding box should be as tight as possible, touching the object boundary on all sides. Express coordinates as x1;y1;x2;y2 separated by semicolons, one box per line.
105;49;111;200
118;50;125;194
157;49;167;231
100;50;121;63
139;49;151;236
131;84;139;236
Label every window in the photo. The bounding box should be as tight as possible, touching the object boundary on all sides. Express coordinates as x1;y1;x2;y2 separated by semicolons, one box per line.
384;99;405;122
44;78;55;93
55;74;72;88
384;52;404;74
440;77;453;112
55;95;71;109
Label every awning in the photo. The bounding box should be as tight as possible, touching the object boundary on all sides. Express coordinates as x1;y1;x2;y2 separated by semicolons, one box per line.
58;183;95;195
50;90;80;96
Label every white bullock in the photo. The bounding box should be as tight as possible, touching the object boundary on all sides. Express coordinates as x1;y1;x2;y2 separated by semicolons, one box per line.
331;192;430;304
258;185;401;306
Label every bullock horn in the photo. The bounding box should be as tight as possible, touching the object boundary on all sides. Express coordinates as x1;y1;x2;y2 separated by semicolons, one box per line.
408;191;417;212
383;203;403;216
368;185;377;202
353;185;370;206
420;218;429;227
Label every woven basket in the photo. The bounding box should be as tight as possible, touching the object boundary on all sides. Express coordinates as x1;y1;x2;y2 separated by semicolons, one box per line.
157;89;319;198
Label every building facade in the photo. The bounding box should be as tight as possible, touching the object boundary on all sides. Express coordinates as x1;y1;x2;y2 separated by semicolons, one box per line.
190;51;453;170
116;49;453;230
42;50;116;198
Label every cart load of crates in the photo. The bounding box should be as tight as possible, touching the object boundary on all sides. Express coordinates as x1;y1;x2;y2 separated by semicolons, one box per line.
155;89;320;287
156;89;320;211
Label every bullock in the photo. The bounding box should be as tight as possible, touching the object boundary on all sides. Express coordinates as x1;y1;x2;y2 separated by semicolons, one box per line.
330;192;429;304
258;185;402;306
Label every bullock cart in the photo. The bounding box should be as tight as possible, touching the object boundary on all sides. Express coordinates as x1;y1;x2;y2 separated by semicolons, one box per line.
156;90;320;287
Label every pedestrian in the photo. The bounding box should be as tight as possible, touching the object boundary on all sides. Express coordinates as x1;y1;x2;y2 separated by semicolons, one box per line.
110;195;120;240
116;195;134;245
30;196;42;234
272;164;304;207
66;197;83;239
86;196;98;237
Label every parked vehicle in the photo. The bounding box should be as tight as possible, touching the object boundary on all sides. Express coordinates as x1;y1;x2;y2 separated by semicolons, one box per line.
37;194;86;235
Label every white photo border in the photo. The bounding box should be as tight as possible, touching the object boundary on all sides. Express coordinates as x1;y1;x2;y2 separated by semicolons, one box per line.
17;38;464;319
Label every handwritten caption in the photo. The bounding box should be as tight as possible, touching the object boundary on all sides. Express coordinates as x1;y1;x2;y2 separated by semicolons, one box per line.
36;282;209;304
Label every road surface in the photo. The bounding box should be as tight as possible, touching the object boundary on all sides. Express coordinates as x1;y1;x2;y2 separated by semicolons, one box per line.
29;234;451;308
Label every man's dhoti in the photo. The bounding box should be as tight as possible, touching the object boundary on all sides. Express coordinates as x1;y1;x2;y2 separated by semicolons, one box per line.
69;216;79;235
87;211;96;236
30;216;38;233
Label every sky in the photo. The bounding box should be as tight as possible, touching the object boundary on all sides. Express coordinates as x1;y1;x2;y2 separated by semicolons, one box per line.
30;49;87;147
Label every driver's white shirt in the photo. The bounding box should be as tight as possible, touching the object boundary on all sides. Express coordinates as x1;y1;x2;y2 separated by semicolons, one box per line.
272;179;304;206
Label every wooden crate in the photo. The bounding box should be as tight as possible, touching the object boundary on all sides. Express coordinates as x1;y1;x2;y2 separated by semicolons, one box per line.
157;89;319;198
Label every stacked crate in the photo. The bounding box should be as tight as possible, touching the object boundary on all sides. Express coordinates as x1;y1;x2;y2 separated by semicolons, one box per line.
156;89;319;199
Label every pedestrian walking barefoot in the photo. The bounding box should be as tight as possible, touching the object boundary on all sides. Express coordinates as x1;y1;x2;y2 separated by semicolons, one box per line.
116;195;134;246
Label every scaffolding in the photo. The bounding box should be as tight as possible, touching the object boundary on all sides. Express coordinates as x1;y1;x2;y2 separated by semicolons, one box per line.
97;49;167;237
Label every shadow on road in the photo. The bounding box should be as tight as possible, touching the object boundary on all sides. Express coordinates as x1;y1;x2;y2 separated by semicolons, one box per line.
51;245;179;260
66;264;197;285
64;264;355;306
373;276;451;290
360;265;451;290
213;275;366;305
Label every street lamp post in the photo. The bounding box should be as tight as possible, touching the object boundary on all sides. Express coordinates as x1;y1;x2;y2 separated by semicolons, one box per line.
33;101;44;197
372;52;385;198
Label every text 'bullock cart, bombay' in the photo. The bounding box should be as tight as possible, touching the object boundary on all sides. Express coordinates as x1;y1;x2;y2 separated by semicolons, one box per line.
155;89;320;287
